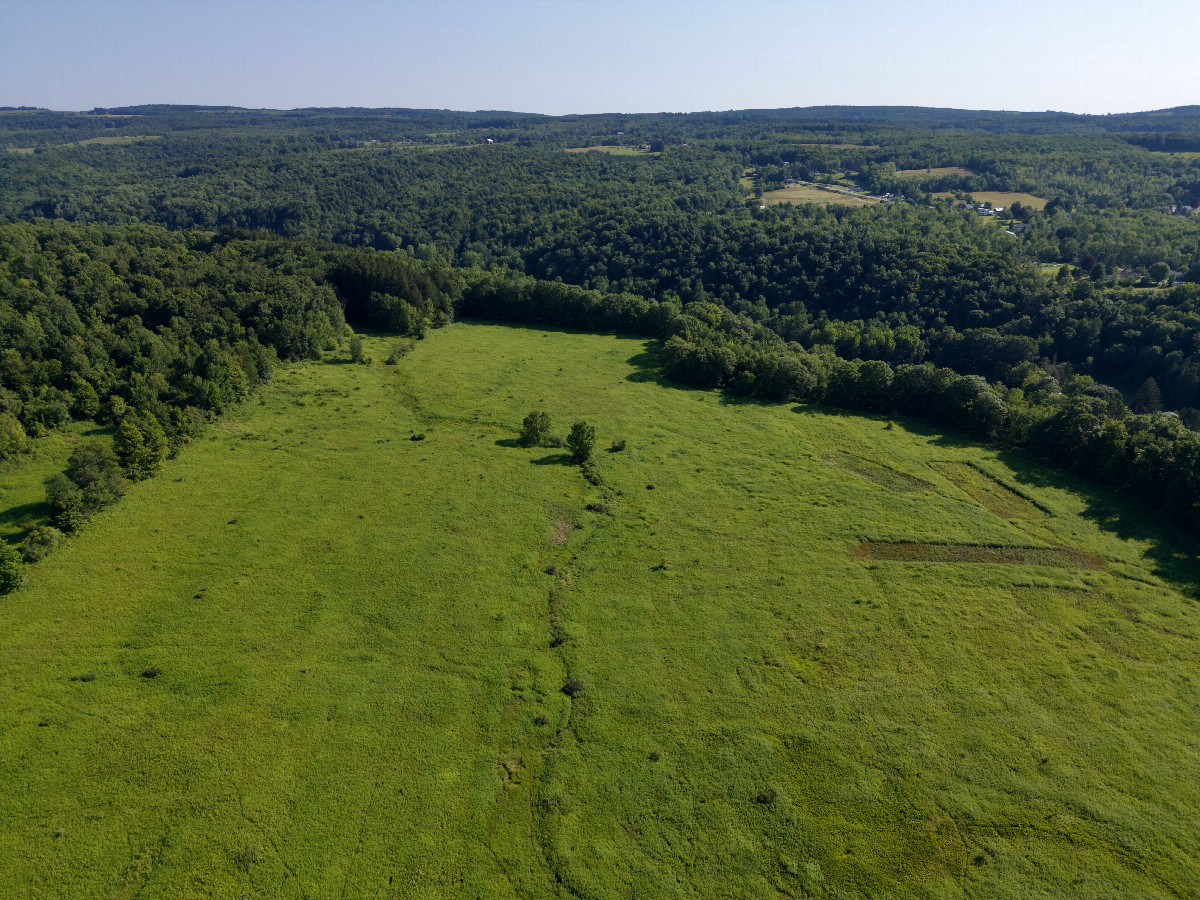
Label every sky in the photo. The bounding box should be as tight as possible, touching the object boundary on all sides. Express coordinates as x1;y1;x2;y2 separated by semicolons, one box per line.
2;0;1197;115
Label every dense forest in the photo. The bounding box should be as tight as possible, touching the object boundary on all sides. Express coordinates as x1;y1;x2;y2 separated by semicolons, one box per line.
2;104;1200;560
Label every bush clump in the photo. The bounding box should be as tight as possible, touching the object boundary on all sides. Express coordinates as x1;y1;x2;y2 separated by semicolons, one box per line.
20;526;66;563
756;788;777;805
520;411;551;446
580;458;603;486
610;439;626;452
0;542;23;594
46;442;127;531
567;421;596;462
561;677;584;697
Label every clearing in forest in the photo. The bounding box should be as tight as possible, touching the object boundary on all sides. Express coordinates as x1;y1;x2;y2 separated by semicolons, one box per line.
762;182;879;207
899;166;976;177
562;145;648;156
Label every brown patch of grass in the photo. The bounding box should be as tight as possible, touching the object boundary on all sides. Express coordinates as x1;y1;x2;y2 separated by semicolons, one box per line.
827;452;933;493
551;517;572;546
855;541;1105;570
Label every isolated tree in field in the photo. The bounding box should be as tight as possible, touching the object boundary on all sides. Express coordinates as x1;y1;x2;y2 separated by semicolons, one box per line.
0;541;22;594
349;333;364;363
520;411;551;446
115;415;169;480
567;421;596;462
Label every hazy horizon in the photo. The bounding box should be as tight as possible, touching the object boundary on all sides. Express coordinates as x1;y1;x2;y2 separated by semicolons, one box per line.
2;0;1198;116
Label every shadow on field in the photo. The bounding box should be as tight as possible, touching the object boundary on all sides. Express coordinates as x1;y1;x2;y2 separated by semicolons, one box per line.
0;502;45;543
531;453;574;466
625;346;671;384
791;402;1200;596
494;437;523;448
997;448;1200;597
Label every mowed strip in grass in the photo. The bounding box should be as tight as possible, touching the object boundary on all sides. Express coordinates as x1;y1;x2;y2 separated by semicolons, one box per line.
1;323;1198;898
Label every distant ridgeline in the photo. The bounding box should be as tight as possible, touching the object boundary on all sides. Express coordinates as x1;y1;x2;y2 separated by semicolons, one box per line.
4;220;1200;538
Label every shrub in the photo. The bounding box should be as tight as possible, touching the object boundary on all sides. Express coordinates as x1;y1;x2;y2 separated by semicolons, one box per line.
0;412;28;460
561;677;584;697
46;475;86;532
0;542;22;593
549;434;566;449
520;411;551;446
580;458;603;485
20;526;65;563
756;788;777;805
385;341;414;365
610;438;626;452
141;667;161;679
567;421;596;462
348;333;364;363
410;432;426;441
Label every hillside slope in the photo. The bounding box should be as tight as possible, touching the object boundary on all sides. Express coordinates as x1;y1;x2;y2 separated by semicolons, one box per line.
1;323;1197;899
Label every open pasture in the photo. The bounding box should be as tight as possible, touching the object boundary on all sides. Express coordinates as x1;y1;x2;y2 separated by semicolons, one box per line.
563;145;646;156
1;323;1197;898
970;191;1049;210
899;166;975;177
763;182;879;207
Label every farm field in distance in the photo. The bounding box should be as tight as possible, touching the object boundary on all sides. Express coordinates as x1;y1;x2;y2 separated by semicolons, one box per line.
1;322;1198;898
936;190;1050;210
899;166;976;177
562;145;647;156
762;182;879;207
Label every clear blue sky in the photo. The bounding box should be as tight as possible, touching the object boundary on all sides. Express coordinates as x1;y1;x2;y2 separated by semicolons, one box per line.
2;0;1196;114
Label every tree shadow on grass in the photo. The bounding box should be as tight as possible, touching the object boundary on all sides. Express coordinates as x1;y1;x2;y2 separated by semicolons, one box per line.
625;344;676;385
495;437;523;448
791;402;1200;596
995;448;1200;597
0;502;46;544
531;453;574;466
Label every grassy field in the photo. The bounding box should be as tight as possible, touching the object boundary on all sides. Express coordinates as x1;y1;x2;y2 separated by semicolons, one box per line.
899;166;975;178
1;323;1198;898
763;183;879;207
563;146;648;156
0;423;111;545
936;191;1049;211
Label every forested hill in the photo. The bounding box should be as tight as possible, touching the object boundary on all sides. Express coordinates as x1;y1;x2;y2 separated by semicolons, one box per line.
5;219;1200;543
3;105;1200;536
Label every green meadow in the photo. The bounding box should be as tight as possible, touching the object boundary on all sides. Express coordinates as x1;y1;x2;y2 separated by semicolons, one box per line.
1;323;1198;898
